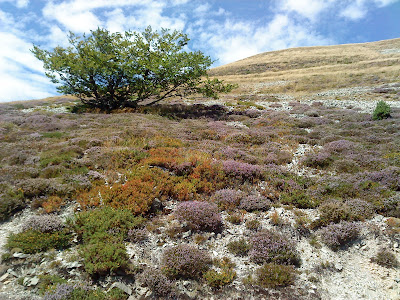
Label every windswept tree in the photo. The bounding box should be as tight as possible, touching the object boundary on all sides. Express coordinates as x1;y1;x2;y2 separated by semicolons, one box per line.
32;27;236;111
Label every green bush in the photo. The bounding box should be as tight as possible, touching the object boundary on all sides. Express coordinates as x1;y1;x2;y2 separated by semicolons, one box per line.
80;232;129;277
280;192;317;209
204;268;236;289
0;187;25;221
227;238;251;257
372;100;391;120
255;263;296;288
72;207;145;243
6;229;72;254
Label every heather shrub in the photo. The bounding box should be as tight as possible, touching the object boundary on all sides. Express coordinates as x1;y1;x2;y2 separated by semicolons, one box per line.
227;238;251;256
138;267;176;298
222;160;263;182
162;244;212;279
250;230;300;266
22;215;64;233
318;221;361;250
226;211;243;224
371;248;399;268
332;159;360;173
380;196;400;218
345;199;374;221
211;189;243;210
255;263;295;288
17;178;73;198
174;201;222;232
324;139;356;153
239;195;271;212
6;229;72;254
43;283;109;300
372;100;391;120
301;151;333;169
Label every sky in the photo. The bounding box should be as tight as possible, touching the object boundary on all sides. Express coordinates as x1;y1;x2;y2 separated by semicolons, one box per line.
0;0;399;102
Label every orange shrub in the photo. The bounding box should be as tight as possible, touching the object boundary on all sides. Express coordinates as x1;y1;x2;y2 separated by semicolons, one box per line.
78;178;157;215
42;195;64;213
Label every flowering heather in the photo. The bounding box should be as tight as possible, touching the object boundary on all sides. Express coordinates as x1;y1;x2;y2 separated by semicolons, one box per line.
175;201;222;232
22;215;64;233
324;139;356;153
222;160;263;181
43;283;75;300
345;199;375;221
301;151;333;169
211;189;244;210
250;230;300;266
239;195;272;212
162;244;212;279
139;268;176;298
318;221;361;250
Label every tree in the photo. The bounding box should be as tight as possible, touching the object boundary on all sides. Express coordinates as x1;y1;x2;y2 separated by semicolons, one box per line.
32;27;236;111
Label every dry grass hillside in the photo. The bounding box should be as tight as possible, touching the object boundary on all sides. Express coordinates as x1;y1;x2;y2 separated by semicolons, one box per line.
209;38;400;99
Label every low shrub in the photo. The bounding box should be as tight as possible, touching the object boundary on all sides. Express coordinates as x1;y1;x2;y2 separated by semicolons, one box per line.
245;219;261;231
226;211;243;224
43;283;110;300
345;199;374;221
77;178;156;215
318;221;361;250
174;201;222;232
162;244;212;279
0;188;25;221
22;215;64;233
6;229;72;254
227;238;251;257
250;230;300;266
371;248;399;268
72;207;144;243
372;100;391;120
204;259;236;289
138;267;176;298
222;160;263;182
301;151;333;169
127;228;148;243
211;189;243;210
280;192;317;209
317;199;351;226
80;232;129;277
255;263;295;288
239;195;271;212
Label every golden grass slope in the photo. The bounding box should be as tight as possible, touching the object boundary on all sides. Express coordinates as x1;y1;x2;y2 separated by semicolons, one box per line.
209;38;400;97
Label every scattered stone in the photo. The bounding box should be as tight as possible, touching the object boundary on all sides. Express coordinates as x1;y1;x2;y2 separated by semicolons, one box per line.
108;282;132;295
64;261;82;269
334;263;343;272
182;230;191;239
12;253;29;259
23;277;39;287
0;273;9;282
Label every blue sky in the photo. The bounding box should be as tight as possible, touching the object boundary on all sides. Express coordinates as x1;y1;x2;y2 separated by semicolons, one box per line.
0;0;399;102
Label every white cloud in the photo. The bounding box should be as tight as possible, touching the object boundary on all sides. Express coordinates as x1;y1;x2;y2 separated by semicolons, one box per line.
279;0;334;20
0;0;29;8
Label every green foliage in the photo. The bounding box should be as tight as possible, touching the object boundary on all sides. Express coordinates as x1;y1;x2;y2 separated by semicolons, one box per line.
32;27;236;111
255;263;296;288
280;192;317;209
80;233;129;277
372;100;391;120
0;186;25;221
37;274;67;295
204;257;236;289
72;207;145;243
6;229;72;254
227;238;251;257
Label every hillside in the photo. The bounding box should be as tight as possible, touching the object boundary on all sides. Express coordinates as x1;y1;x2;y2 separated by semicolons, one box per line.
0;38;400;300
209;38;400;99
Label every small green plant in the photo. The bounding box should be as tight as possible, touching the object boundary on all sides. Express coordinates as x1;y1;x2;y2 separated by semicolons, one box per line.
372;100;391;120
37;274;67;295
371;248;399;268
255;263;296;288
6;230;72;254
245;219;261;231
204;257;236;289
227;238;251;257
80;233;129;277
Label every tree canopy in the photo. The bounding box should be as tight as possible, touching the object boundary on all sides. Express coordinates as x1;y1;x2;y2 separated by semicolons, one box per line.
32;27;236;111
